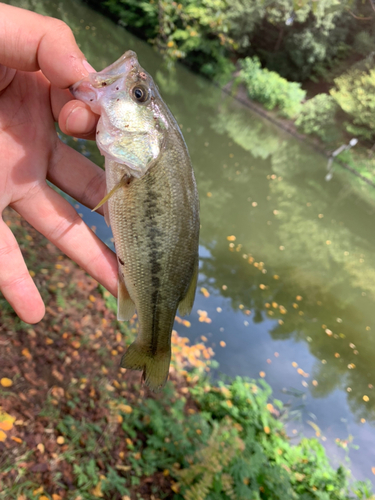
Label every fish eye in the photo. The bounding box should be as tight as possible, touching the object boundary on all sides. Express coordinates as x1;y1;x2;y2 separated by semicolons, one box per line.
132;86;148;103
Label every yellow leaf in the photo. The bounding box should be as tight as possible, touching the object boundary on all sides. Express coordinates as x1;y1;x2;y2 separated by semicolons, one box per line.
118;404;132;414
0;410;16;431
11;436;22;443
56;436;65;445
226;235;236;241
22;348;32;359
40;496;49;500
200;287;210;298
0;430;7;442
171;483;180;493
91;480;104;498
52;495;62;500
33;487;44;495
0;378;13;387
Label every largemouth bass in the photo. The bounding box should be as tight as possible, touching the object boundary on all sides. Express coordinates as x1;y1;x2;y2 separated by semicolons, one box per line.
71;51;200;391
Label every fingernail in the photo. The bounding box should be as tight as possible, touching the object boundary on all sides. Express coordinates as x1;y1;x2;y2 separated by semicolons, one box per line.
82;60;96;73
66;106;97;135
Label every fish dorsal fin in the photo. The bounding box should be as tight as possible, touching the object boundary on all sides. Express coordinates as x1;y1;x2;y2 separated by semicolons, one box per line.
178;257;198;317
92;174;131;213
117;278;136;321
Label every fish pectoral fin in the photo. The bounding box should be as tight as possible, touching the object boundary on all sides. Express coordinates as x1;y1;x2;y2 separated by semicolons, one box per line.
178;257;198;317
121;342;171;392
92;174;131;213
117;278;136;321
103;200;110;227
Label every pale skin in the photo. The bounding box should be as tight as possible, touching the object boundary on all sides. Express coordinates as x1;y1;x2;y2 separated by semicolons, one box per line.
0;3;118;324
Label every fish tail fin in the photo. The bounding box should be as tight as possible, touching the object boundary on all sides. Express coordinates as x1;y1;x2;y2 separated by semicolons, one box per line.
121;342;171;392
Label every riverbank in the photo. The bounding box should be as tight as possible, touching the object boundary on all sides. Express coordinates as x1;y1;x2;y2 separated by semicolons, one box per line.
81;0;375;188
0;208;373;499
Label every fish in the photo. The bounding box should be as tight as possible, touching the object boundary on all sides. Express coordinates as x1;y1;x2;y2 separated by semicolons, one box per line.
70;51;200;391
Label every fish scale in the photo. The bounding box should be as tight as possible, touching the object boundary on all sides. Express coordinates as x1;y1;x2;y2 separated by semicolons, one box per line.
71;51;199;391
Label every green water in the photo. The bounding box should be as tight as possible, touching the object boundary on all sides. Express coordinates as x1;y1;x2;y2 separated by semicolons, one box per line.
8;0;375;484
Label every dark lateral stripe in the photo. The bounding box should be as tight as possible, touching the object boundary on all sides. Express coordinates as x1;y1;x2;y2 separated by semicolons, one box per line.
145;180;163;356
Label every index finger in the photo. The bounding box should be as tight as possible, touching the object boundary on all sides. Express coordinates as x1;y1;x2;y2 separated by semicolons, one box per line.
0;3;93;88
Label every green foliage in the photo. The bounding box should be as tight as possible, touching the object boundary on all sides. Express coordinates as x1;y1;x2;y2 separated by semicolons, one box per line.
85;0;375;89
181;377;372;500
102;0;235;81
330;55;375;141
177;417;243;500
295;94;340;143
239;56;306;118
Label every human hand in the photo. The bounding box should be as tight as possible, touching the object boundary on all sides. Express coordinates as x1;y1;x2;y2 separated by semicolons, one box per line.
0;3;118;324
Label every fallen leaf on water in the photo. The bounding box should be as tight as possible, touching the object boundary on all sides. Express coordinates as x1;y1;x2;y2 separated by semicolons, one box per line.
259;371;265;378
200;287;210;298
307;420;321;437
220;341;226;347
226;235;236;242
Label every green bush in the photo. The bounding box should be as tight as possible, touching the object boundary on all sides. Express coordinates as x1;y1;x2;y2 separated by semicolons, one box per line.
295;94;340;143
102;0;235;81
117;377;373;499
239;56;306;118
330;55;375;141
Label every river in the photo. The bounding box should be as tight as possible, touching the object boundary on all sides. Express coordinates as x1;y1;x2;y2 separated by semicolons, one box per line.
7;0;375;486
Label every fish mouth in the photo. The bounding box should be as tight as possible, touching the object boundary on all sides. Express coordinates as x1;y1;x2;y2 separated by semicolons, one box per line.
96;50;141;80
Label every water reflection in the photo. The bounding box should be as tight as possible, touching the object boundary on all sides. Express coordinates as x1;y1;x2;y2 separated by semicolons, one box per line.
6;0;375;482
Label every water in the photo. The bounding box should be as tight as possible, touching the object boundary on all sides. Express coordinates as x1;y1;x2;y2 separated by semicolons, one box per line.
8;0;375;485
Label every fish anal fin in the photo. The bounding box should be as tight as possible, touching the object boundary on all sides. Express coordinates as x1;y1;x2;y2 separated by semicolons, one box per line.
117;278;136;321
178;257;198;317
